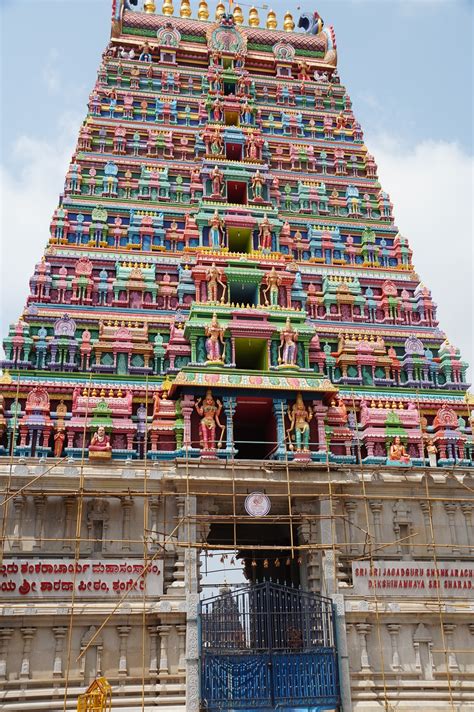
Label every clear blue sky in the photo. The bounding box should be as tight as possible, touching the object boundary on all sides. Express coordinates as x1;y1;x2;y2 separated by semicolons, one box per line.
1;0;473;373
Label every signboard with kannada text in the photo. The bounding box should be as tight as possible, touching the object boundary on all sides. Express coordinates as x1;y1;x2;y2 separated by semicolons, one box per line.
0;559;162;599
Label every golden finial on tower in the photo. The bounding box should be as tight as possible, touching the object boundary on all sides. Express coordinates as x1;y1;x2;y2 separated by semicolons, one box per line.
248;6;260;26
144;0;156;12
162;0;174;16
215;1;225;20
283;11;294;31
197;0;209;20
266;9;277;28
180;0;191;17
233;4;244;24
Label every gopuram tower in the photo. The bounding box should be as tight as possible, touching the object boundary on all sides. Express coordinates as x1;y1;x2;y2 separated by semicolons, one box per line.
0;2;473;711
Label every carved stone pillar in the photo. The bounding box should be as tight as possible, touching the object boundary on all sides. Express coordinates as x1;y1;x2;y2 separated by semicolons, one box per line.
117;625;131;677
355;623;371;672
149;496;161;552
177;624;186;673
387;624;402;671
272;398;287;459
52;626;68;677
444;503;460;555
11;495;25;551
121;497;133;552
419;501;433;551
148;625;158;675
62;496;75;552
312;402;328;453
20;627;36;679
158;624;171;675
461;503;473;547
222;396;236;454
32;496;46;551
180;395;194;450
345;500;359;555
443;624;459;671
369;499;383;545
0;628;14;680
171;496;186;588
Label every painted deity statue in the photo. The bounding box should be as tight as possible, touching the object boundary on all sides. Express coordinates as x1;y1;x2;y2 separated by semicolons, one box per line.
54;428;66;458
195;389;224;452
210;165;224;197
426;438;438;468
287;393;312;452
206;263;226;303
262;266;281;306
279;317;298;367
251;170;265;201
389;436;410;464
205;313;225;362
208;210;224;248
258;214;272;251
89;425;112;457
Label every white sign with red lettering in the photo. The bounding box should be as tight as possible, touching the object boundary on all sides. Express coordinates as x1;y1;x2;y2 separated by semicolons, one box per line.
0;559;163;599
352;561;474;598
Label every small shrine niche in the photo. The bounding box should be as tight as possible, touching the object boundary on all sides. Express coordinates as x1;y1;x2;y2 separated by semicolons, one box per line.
273;41;295;78
156;23;181;64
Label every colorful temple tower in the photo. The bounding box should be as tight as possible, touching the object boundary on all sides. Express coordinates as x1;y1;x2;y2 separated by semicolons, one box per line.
0;2;473;711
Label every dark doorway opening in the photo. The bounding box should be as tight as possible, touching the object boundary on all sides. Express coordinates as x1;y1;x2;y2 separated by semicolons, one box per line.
223;81;236;96
225;142;242;161
233;397;275;459
229;282;258;308
227;181;247;204
207;520;300;587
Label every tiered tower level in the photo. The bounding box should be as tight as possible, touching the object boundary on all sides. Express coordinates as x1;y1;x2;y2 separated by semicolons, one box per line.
1;0;472;464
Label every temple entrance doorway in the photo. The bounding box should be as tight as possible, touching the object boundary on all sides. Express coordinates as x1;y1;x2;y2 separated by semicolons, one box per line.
207;521;300;588
233;397;275;459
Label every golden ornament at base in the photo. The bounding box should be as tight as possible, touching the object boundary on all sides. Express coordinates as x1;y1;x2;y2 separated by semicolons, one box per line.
215;2;225;20
144;0;156;12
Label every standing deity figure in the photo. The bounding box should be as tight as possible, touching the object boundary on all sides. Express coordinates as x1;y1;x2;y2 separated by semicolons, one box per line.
54;428;66;458
426;438;438;468
206;263;226;303
389;436;411;464
262;266;281;306
205;313;225;362
251;170;265;201
287;393;312;452
210;166;224;197
208;210;224;248
258;214;272;251
195;389;224;452
279;317;298;366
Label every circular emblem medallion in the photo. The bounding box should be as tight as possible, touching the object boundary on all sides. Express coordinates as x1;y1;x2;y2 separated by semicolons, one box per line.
244;492;271;517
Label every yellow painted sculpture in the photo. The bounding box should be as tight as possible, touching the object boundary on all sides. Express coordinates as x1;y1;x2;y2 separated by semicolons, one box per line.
77;677;112;712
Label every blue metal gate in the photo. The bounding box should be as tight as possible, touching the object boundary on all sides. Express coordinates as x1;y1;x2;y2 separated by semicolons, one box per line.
200;582;340;711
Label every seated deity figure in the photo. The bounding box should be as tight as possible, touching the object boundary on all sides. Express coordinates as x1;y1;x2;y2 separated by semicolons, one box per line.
205;313;225;363
206;263;226;303
262;266;280;306
388;435;411;464
89;425;112;458
279;317;298;367
195;389;224;452
287;393;312;452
